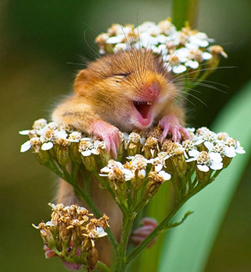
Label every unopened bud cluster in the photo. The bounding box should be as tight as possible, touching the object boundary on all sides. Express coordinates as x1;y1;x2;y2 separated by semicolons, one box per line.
95;18;227;81
33;203;109;271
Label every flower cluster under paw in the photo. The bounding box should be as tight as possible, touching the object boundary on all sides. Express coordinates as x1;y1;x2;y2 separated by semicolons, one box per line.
33;203;109;271
21;119;245;202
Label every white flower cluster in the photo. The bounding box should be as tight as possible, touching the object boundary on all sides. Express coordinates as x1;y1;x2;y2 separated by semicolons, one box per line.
20;119;82;153
95;18;227;74
20;119;245;180
100;155;171;183
185;127;245;172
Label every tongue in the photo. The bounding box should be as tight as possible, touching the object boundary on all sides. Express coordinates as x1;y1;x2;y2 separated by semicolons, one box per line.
135;103;151;119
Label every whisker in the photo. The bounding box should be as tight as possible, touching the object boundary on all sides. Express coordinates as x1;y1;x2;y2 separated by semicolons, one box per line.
192;82;227;94
83;29;100;59
179;93;197;107
173;65;237;82
181;91;208;107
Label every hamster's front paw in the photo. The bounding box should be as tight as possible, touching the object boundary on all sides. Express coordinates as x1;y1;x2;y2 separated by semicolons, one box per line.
159;115;189;143
90;120;120;158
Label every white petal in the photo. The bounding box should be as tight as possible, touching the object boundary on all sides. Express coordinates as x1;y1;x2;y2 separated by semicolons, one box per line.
56;130;68;139
172;65;186;74
114;43;128;52
150;149;155;156
202;52;212;60
124;169;134;181
106;35;124;44
95;227;107;238
20;141;31;152
91;149;99;155
139;169;146;178
100;166;110;173
81;137;92;141
157;35;169;44
81;150;92;156
235;142;246;154
176;48;190;62
45;221;55;227
224;146;236;158
185;60;199;69
185;43;199;50
210;162;223;170
194;139;204;145
159;170;171;180
155;164;163;172
41;142;53;151
209;152;222;163
204;141;214;151
19;130;31;135
186;157;197;162
197;164;209;172
188;149;200;157
236;148;245;154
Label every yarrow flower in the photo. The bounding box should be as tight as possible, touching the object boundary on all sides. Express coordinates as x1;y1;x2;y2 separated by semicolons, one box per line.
33;203;109;271
95;18;227;78
186;150;223;172
20;118;245;202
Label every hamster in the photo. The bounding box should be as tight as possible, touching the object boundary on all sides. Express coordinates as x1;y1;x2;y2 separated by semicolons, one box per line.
52;48;188;265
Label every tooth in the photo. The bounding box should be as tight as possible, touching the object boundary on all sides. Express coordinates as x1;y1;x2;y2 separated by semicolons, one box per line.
147;101;152;105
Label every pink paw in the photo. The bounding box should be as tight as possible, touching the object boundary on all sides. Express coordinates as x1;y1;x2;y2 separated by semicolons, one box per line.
90;120;120;158
159;115;189;143
132;217;158;248
44;245;83;271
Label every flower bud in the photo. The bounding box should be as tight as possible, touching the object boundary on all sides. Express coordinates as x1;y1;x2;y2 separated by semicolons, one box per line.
70;142;82;164
55;142;70;166
97;142;111;167
87;247;99;271
206;45;227;73
81;154;98;172
144;171;165;199
127;132;142;156
34;150;50;165
143;136;159;159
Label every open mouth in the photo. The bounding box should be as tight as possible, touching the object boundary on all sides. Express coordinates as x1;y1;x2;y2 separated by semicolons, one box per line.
133;100;153;127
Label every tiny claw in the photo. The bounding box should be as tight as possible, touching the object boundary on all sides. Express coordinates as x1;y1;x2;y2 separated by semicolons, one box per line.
159;115;189;143
90;120;121;158
132;217;158;248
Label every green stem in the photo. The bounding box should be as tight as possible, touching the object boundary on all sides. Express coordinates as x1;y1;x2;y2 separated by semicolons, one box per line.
172;0;200;30
126;176;213;265
113;214;135;272
46;159;64;178
126;197;184;265
93;172;127;213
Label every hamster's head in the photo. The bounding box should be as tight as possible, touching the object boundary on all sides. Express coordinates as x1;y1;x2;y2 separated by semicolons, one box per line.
74;48;179;130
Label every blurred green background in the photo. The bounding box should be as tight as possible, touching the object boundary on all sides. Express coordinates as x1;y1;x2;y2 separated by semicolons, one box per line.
1;0;250;271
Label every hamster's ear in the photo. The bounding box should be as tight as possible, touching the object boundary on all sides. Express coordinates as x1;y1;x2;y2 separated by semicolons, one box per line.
74;69;90;95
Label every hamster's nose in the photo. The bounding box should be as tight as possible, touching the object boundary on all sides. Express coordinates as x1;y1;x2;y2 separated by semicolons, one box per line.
144;81;161;101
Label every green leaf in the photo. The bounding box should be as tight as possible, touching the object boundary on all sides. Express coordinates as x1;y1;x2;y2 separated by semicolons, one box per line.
159;81;251;272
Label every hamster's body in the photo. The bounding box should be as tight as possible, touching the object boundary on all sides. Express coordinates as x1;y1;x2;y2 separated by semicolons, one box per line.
52;48;188;265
